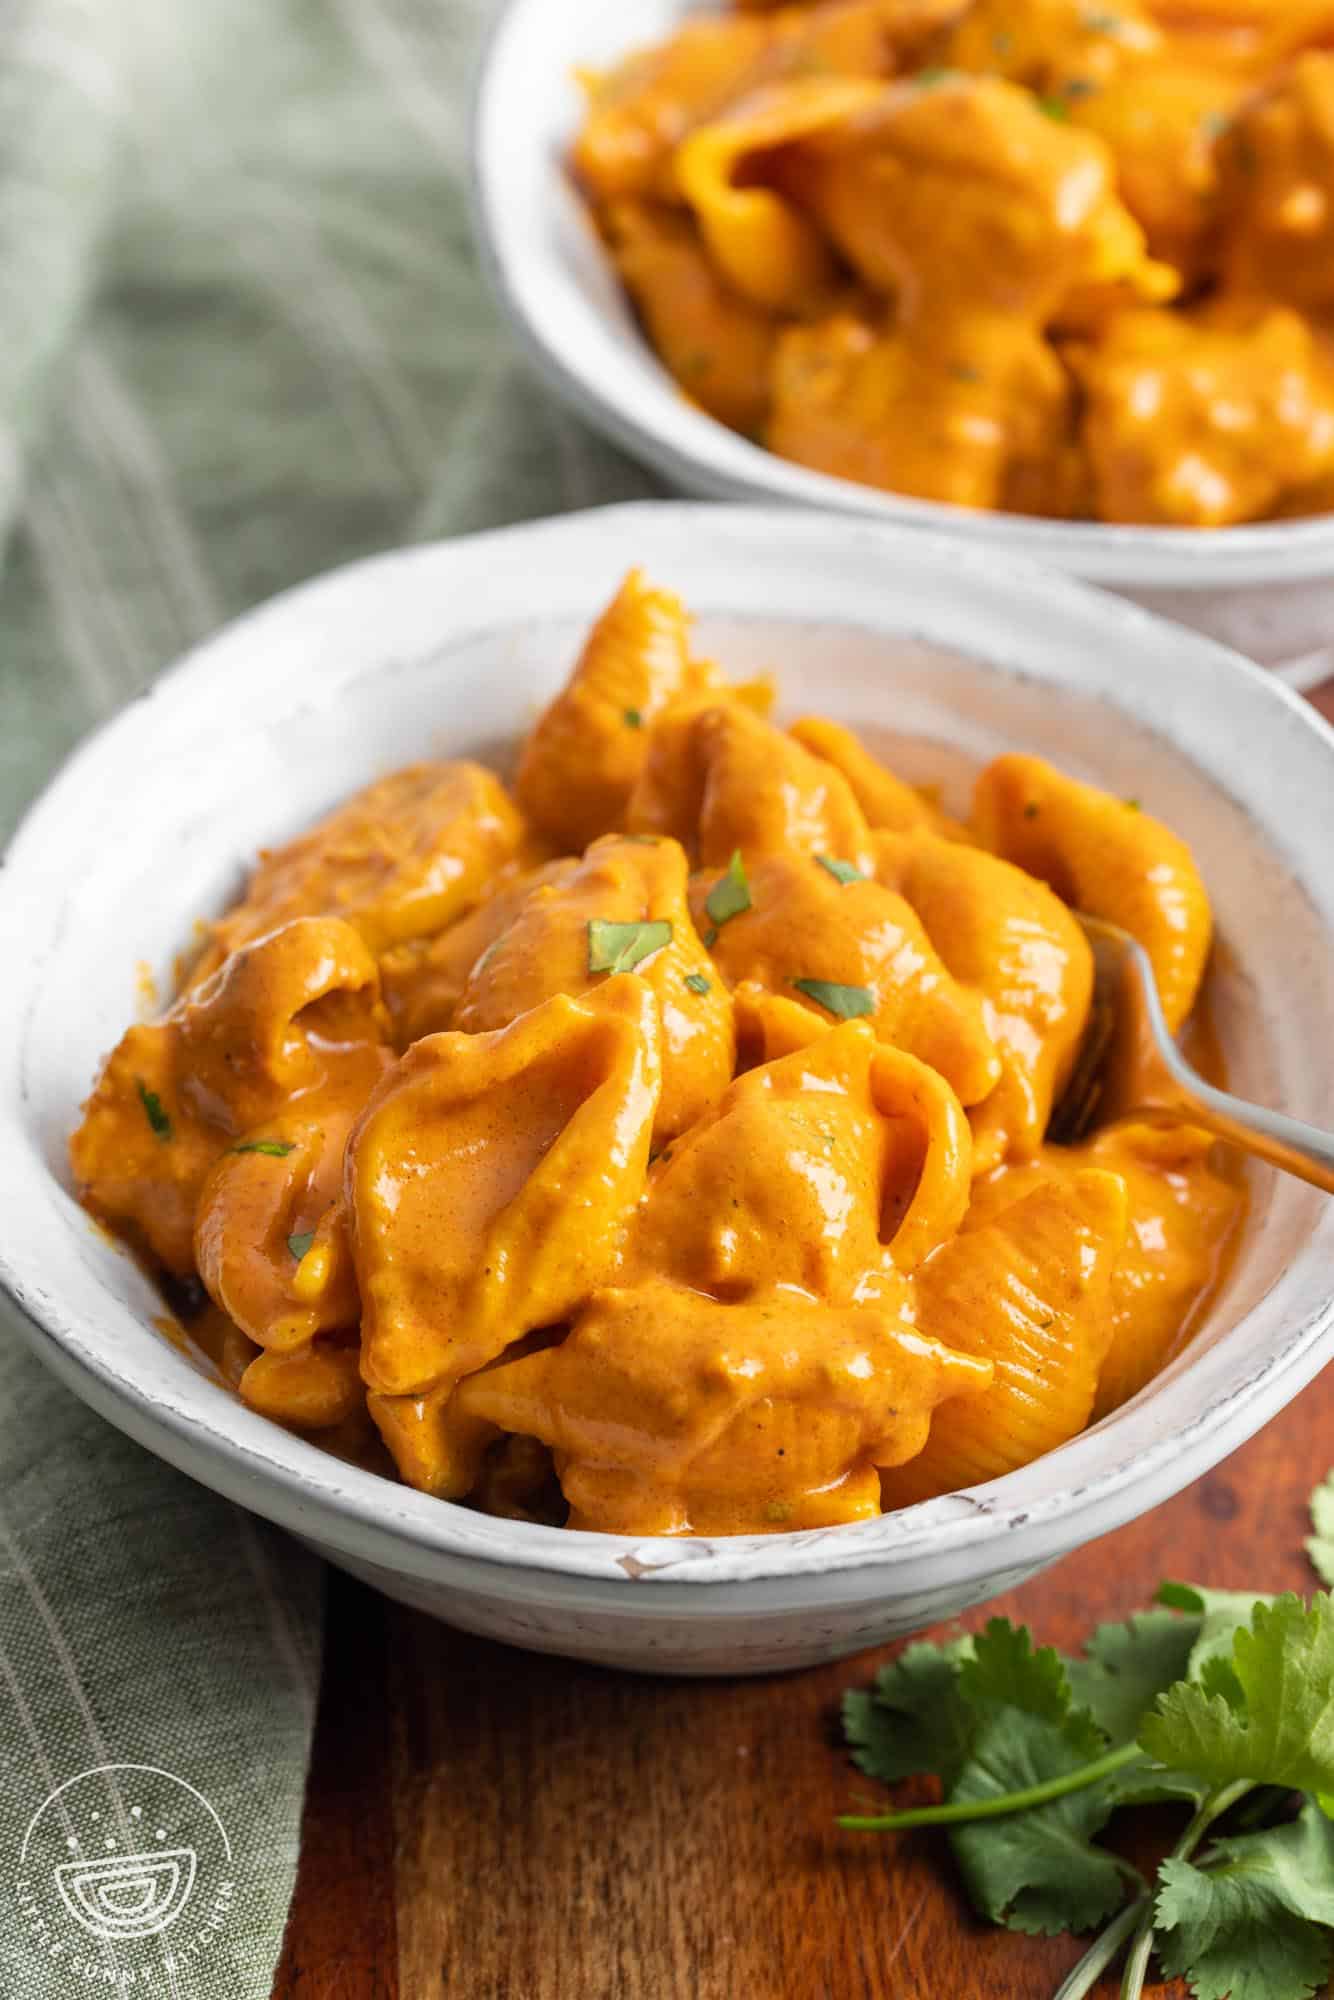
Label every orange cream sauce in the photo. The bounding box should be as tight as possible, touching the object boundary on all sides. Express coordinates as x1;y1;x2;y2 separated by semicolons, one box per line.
574;3;1334;526
72;571;1243;1536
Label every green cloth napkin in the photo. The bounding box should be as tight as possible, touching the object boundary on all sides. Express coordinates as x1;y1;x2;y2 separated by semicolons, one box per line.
0;1;653;1991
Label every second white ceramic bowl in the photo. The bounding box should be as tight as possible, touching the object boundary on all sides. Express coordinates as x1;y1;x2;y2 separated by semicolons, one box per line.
3;504;1334;1673
472;0;1334;687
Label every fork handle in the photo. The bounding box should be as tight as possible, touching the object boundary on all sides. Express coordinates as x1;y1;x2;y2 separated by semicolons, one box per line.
1139;1066;1334;1196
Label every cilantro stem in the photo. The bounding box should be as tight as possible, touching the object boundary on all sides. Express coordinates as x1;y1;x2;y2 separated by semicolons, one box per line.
1118;1779;1254;2000
1053;1898;1146;2000
838;1740;1142;1832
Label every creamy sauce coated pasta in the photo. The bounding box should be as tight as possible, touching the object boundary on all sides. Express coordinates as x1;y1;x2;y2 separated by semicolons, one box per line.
71;574;1244;1535
572;0;1334;526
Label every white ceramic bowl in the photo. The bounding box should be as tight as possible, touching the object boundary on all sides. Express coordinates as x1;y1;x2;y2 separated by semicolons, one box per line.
3;503;1334;1675
472;0;1334;688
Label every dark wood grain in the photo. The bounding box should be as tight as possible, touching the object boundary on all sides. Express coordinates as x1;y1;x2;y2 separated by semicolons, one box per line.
269;1565;399;2000
272;671;1334;1999
272;1363;1334;2000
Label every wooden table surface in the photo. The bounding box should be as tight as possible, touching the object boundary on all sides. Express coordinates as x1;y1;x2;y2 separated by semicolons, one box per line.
271;678;1334;2000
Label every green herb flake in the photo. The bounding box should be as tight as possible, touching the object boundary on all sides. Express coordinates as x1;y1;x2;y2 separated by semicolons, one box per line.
1023;801;1041;820
231;1138;297;1158
1038;94;1071;121
288;1231;315;1263
816;854;866;884
624;707;643;729
791;978;875;1020
684;972;711;995
587;918;673;975
704;850;751;928
913;64;954;87
1124;796;1142;811
136;1080;172;1142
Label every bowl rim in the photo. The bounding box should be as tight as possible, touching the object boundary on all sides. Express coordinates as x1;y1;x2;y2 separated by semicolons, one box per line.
3;498;1334;1595
469;0;1334;591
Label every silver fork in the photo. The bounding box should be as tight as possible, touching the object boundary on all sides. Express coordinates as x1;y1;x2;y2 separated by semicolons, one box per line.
1048;915;1334;1195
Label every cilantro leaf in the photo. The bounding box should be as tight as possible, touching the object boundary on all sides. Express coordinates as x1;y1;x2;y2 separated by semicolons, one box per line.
1068;1607;1201;1744
623;708;643;729
231;1138;297;1158
791;978;875;1020
1154;1804;1334;2000
288;1231;315;1262
704;851;750;928
844;1636;977;1789
816;854;865;885
962;1618;1098;1750
587;918;673;975
136;1080;172;1142
1140;1595;1334;1796
949;1712;1135;1935
683;972;711;995
1308;1470;1334;1587
1157;1581;1277;1695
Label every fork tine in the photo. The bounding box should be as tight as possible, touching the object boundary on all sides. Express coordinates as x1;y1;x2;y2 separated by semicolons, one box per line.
1047;916;1132;1146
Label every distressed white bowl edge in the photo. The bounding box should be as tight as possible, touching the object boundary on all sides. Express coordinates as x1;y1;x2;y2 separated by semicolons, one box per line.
470;0;1334;678
2;501;1334;1673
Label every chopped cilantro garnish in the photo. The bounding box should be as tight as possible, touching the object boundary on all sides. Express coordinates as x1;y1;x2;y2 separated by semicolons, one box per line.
136;1080;172;1142
792;978;874;1020
704;850;751;928
816;855;865;884
684;972;711;995
287;1231;315;1263
624;708;643;729
1038;94;1071;121
587;918;673;975
231;1138;296;1157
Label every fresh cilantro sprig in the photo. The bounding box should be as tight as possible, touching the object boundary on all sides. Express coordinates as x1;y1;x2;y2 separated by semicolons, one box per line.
841;1510;1334;2000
